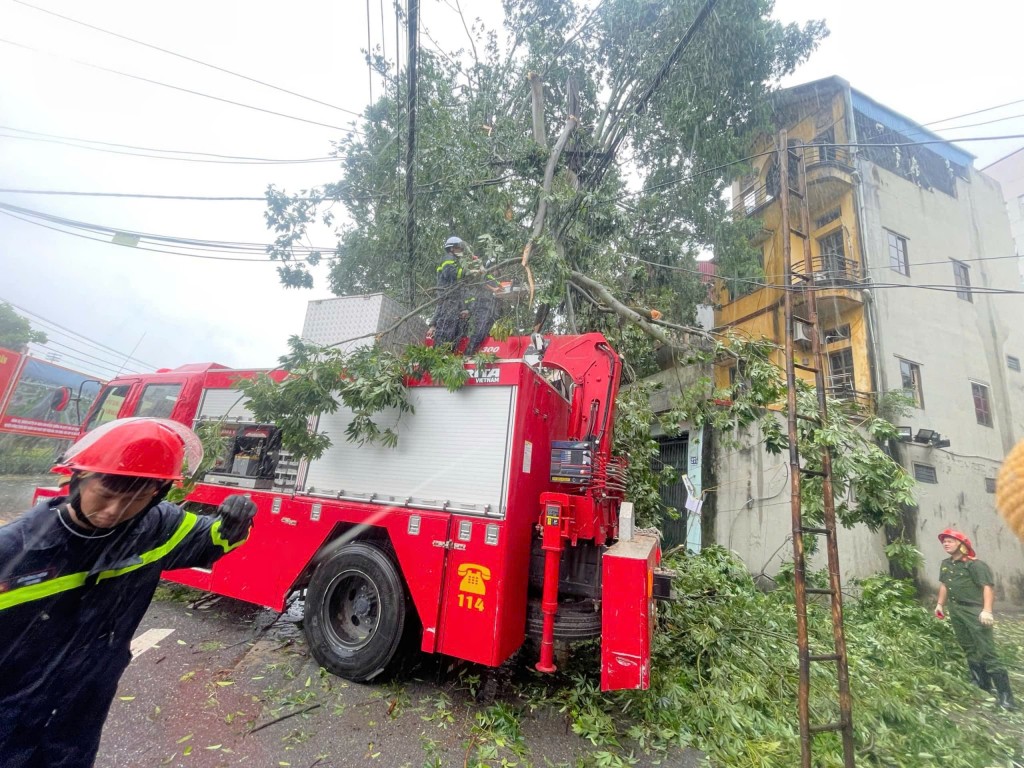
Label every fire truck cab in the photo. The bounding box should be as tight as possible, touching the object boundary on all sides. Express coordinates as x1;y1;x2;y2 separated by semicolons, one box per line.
39;326;663;691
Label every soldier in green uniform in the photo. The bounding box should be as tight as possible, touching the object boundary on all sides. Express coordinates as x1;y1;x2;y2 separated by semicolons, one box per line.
934;528;1016;710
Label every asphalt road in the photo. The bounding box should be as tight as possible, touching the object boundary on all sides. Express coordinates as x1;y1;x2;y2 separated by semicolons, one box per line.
98;591;607;768
0;475;703;768
0;473;52;524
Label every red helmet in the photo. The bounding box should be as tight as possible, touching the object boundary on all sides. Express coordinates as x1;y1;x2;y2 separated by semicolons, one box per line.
53;418;203;481
938;528;976;559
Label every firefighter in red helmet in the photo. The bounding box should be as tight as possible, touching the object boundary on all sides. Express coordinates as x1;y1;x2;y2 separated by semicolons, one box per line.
935;528;1016;710
0;418;257;767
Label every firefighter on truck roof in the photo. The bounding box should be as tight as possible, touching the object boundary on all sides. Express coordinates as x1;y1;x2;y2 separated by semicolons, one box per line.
427;235;471;348
0;417;258;768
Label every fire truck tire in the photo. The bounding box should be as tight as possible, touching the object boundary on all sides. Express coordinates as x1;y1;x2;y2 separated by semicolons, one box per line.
303;542;407;682
525;597;602;641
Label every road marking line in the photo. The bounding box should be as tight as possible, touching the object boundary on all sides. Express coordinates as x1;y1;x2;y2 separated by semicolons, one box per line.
131;627;175;659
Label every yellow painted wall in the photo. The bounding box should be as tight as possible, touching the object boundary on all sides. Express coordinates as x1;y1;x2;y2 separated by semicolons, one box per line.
714;89;872;405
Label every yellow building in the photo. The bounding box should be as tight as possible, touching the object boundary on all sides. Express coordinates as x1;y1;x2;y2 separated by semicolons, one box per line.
706;77;1024;594
715;78;870;407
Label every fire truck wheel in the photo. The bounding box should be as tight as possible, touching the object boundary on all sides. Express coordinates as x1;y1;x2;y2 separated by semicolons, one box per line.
303;542;407;682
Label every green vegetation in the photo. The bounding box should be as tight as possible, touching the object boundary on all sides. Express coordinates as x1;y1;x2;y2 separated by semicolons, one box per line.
545;547;1023;767
0;302;46;351
0;434;66;475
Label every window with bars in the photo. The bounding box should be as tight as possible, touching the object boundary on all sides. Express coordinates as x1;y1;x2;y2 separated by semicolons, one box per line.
899;359;924;408
818;229;847;278
828;348;856;393
953;260;972;302
1008;355;1021;373
971;382;993;427
887;231;909;276
985;477;997;493
913;463;938;484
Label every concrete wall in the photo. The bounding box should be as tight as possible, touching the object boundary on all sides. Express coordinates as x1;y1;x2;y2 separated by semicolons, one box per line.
983;148;1024;283
857;158;1024;599
709;417;889;584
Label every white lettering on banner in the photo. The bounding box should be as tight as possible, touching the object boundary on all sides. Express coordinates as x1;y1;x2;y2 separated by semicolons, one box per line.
467;367;500;384
479;346;500;354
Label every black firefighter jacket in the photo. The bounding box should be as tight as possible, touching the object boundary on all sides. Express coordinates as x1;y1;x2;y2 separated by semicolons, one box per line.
0;497;247;768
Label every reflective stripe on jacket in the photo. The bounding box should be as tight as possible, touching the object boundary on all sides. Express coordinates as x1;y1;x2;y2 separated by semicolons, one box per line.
0;498;243;768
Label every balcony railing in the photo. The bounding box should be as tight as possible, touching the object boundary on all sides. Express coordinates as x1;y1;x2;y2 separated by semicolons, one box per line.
803;145;854;170
793;254;864;287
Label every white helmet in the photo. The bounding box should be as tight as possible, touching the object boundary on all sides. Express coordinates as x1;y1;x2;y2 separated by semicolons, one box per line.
444;236;465;252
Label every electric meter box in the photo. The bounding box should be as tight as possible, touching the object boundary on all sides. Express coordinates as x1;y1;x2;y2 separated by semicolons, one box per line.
550;440;595;485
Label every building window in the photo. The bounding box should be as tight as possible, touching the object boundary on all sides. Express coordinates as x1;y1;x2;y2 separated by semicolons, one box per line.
952;260;972;302
822;324;851;344
913;463;938;484
828;348;855;394
985;477;997;494
899;359;924;408
818;229;847;279
812;127;837;163
887;231;909;276
971;382;993;427
742;185;758;214
1008;355;1021;373
815;209;841;230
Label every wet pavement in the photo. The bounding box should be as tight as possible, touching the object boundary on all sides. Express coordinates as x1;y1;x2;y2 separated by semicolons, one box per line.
0;473;53;524
98;589;606;768
0;476;703;768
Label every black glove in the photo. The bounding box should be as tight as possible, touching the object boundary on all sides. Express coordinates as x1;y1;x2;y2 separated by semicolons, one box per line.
217;494;256;544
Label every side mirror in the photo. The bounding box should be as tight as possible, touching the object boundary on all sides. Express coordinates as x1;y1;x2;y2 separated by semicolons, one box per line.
49;387;72;413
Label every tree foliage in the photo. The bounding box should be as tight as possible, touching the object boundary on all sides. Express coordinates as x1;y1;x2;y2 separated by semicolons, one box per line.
0;302;46;351
655;335;918;567
548;547;1023;767
237;337;474;460
265;0;826;368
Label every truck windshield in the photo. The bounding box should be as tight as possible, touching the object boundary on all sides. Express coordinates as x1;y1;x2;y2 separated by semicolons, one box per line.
134;383;183;419
83;384;132;432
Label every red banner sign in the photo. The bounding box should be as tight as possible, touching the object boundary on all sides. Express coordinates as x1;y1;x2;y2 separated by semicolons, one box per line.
0;354;103;439
0;347;24;415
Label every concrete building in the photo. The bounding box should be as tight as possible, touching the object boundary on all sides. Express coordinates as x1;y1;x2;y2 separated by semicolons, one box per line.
705;77;1024;599
982;147;1024;284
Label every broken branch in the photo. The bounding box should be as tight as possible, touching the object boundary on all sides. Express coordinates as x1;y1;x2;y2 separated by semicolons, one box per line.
247;703;321;735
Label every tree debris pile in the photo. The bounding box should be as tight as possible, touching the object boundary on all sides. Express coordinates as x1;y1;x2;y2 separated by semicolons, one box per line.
550;547;1023;767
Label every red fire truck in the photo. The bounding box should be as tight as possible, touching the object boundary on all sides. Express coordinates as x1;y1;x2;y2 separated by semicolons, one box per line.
37;331;665;691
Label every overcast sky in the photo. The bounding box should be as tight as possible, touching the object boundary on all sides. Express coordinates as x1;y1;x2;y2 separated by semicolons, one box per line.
0;0;1020;379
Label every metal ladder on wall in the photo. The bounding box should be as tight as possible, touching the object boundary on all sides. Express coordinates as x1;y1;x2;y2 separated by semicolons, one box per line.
777;130;856;768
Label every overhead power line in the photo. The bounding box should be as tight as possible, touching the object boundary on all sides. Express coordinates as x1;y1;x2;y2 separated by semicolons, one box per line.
0;126;341;165
29;337;146;376
0;189;274;201
0;205;326;264
923;96;1024;127
0;296;160;369
0;38;362;135
29;340;144;378
13;0;364;119
610;134;1024;205
0;201;332;252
